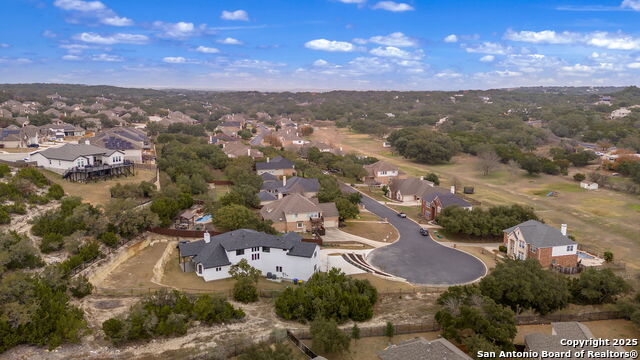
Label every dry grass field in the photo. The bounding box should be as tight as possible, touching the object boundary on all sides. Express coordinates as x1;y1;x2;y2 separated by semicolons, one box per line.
342;221;399;242
42;167;157;206
313;126;640;272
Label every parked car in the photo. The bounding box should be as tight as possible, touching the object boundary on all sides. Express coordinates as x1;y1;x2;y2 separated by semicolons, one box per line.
419;228;429;236
397;212;407;218
27;143;39;148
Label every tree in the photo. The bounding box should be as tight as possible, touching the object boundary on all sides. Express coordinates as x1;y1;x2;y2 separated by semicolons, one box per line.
479;259;569;315
310;317;350;355
69;275;93;298
477;148;501;176
229;259;261;303
385;321;395;338
335;197;359;221
424;172;440;185
46;184;65;200
299;125;314;136
436;285;516;352
213;204;276;234
604;251;614;262
436;205;539;238
573;173;586;182
518;155;542;175
569;268;630;305
238;341;293;360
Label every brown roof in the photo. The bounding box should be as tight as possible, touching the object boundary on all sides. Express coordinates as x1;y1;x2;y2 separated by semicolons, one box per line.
390;177;434;197
260;194;320;222
222;142;263;158
364;160;399;176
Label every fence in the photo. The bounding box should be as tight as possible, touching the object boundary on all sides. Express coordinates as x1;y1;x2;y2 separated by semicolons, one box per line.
515;310;622;325
287;330;318;358
134;163;157;171
93;286;285;298
148;227;223;238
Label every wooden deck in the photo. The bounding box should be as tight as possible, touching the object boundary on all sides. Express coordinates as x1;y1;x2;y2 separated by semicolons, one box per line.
62;161;135;182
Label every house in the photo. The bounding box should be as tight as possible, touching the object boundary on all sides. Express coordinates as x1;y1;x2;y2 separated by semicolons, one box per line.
39;122;85;139
389;177;434;202
276;128;309;150
580;181;598;190
29;143;125;172
525;322;624;359
216;120;244;137
178;229;319;282
221;142;263;159
363;160;404;185
0;128;21;148
159;111;197;126
260;193;338;233
261;175;320;199
257;191;278;206
0;108;12;118
378;337;472;360
88;127;149;163
19;125;40;148
420;186;472;220
503;220;578;269
255;156;295;176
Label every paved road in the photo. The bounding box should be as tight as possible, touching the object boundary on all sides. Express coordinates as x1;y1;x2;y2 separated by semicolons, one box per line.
343;185;487;285
250;124;271;146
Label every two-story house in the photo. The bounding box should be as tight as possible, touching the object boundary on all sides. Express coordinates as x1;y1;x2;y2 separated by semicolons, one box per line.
389;177;434;202
503;220;578;269
178;229;319;282
363;160;404;185
259;193;339;232
29;143;125;171
420;186;472;220
255;156;295;177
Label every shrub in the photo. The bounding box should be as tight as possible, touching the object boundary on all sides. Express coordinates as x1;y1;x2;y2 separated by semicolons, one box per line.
69;275;94;298
47;184;65;200
98;232;119;248
310;318;350;355
573;173;586;182
102;318;126;344
569;268;630;305
385;321;395;338
351;324;360;340
275;268;377;323
233;277;259;303
498;245;507;253
40;233;65;253
0;163;10;178
15;168;48;187
604;251;614;262
0;208;10;224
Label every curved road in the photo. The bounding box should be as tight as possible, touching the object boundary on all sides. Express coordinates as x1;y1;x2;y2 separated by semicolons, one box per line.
343;185;487;285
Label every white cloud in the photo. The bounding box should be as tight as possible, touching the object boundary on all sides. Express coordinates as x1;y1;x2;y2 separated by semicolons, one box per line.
337;0;366;3
53;0;133;27
586;32;640;50
0;43;9;48
153;21;201;39
62;54;82;61
42;30;58;38
305;39;355;52
561;64;595;73
313;59;330;67
443;34;458;43
92;53;124;62
465;42;512;55
163;57;189;64
221;10;249;21
53;0;105;12
74;32;149;45
368;32;417;47
370;46;423;59
195;46;220;54
435;70;463;78
627;62;640;69
479;55;495;62
621;0;640;11
372;1;414;12
504;30;577;44
217;37;243;45
101;16;133;26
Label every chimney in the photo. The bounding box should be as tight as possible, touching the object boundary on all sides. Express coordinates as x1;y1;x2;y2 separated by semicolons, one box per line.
560;224;567;236
221;143;225;149
247;148;251;156
282;176;287;186
267;157;270;163
450;186;455;194
204;231;211;244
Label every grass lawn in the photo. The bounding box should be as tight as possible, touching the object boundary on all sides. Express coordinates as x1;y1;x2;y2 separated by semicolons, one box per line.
387;204;428;224
42;167;156;206
458;245;497;271
360;187;389;202
342;221;398;242
357;211;383;221
212;184;231;200
0;148;34;153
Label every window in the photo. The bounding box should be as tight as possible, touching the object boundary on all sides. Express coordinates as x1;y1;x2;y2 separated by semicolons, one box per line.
297;222;304;228
313;251;317;258
251;253;260;261
262;246;270;252
276;266;283;272
252;247;260;252
49;160;52;165
567;245;574;251
215;267;221;272
197;264;203;274
236;249;244;256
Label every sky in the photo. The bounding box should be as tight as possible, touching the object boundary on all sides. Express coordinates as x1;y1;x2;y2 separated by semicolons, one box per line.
2;0;640;91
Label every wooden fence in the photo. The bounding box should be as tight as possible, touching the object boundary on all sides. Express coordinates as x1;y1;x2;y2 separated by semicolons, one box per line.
134;163;158;171
148;227;222;238
287;330;318;358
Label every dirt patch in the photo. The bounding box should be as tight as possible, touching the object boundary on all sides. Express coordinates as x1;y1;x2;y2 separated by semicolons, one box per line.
342;221;399;243
98;241;168;290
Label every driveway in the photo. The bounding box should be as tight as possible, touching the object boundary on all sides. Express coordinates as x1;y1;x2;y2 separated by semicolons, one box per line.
342;184;487;285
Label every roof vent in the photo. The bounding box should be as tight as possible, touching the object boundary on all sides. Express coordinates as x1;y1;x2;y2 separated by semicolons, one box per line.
560;224;567;236
204;231;211;243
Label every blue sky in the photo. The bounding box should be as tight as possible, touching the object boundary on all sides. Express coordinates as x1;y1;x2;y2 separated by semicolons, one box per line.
2;0;640;90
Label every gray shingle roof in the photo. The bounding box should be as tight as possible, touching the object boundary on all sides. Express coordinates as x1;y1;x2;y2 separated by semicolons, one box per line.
378;337;471;360
258;191;277;201
525;322;623;359
32;143;120;161
178;229;316;269
435;192;472;208
256;156;294;171
504;220;575;248
279;176;319;194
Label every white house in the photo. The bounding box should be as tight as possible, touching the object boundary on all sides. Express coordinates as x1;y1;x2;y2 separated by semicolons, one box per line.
178;229;320;282
29;143;125;171
580;181;598;190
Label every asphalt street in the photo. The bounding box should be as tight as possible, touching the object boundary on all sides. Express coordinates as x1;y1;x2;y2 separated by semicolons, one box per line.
344;185;487;285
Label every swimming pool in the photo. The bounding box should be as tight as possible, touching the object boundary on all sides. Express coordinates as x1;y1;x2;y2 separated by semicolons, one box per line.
577;251;595;259
195;214;212;223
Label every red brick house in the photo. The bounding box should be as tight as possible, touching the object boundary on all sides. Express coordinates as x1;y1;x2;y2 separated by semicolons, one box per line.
420;186;472;220
503;220;578;269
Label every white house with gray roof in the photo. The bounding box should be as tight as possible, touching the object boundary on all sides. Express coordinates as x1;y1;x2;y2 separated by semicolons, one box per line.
178;229;320;282
29;143;125;172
